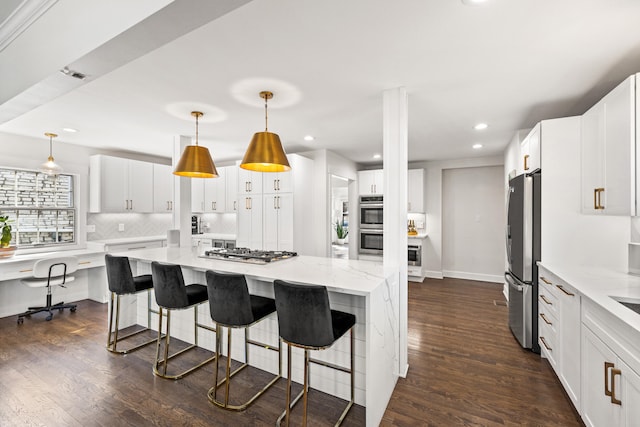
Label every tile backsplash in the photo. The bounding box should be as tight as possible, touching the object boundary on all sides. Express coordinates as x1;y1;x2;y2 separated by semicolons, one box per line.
86;213;172;240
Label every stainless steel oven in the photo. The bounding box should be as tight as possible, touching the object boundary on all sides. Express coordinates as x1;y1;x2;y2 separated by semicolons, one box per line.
408;244;421;266
359;195;383;229
359;229;383;255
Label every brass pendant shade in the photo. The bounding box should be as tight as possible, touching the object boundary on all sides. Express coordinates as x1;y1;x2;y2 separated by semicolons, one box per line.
173;111;218;178
240;91;291;172
40;132;63;175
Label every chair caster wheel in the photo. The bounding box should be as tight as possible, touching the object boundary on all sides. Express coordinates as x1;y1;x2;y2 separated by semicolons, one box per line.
70;307;77;312
46;314;53;321
17;317;24;324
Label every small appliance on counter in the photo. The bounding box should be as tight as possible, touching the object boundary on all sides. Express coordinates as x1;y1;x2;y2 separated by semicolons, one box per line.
407;219;418;236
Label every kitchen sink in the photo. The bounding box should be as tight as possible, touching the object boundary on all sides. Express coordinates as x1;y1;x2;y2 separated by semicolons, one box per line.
611;297;640;315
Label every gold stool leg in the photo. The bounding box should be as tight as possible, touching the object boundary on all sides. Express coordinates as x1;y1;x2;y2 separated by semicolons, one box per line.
302;349;309;427
225;327;232;407
286;344;292;427
106;292;115;349
162;310;171;376
214;326;221;402
154;307;164;373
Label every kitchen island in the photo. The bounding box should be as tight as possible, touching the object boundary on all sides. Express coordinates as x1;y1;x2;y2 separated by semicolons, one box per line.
119;246;398;427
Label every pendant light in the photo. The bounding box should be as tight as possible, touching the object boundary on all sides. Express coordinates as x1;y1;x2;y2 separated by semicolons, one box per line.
173;111;218;178
240;91;291;172
40;132;63;175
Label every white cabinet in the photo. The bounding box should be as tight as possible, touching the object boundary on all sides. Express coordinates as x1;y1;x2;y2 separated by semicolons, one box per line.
521;123;541;173
236;195;263;249
581;75;636;215
89;155;153;213
204;172;226;212
263;171;292;194
538;268;581;410
225;166;238;213
191;179;205;213
358;169;383;195
153;164;173;212
407;169;424;213
263;193;293;251
238;167;263;195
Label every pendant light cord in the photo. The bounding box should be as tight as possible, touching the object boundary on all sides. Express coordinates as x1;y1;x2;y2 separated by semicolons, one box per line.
49;135;53;158
264;96;269;132
195;113;199;146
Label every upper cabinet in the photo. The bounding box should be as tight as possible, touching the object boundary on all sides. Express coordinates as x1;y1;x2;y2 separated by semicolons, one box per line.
521;123;541;173
408;169;425;213
225;166;238;213
191;166;238;213
90;155;153;213
358;169;383;195
238;167;263;195
263;171;292;194
153;164;173;213
581;75;636;215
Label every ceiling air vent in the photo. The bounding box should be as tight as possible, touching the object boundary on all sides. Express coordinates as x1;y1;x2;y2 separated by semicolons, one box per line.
60;67;87;80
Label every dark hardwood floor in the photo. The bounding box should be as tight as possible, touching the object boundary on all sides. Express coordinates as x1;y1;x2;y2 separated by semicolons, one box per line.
0;278;583;426
381;278;583;427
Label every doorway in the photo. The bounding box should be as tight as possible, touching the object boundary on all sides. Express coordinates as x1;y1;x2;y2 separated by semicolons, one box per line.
330;174;350;259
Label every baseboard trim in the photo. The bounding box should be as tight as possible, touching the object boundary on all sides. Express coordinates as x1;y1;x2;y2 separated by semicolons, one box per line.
423;270;444;279
442;270;503;284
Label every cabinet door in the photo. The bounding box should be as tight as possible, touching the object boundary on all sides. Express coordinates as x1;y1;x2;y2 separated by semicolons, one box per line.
238;168;263;194
619;359;640;427
225;166;238;213
128;160;153;212
236;196;262;250
581;76;635;215
263;171;293;194
153;164;173;212
526;124;541;172
191;179;205;213
582;327;620;427
358;171;373;195
97;155;128;212
373;169;384;194
277;193;294;251
557;282;581;409
263;194;279;251
408;169;424;212
204;173;226;212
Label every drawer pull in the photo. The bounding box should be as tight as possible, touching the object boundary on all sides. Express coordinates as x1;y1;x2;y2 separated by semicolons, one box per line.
19;269;33;273
540;313;552;325
127;247;146;250
611;368;622;405
605;361;614;397
540;294;553;305
540;276;552;285
78;261;91;265
540;336;552;351
557;285;575;297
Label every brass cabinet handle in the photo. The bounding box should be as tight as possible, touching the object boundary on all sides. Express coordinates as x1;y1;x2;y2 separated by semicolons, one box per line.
19;269;33;273
557;285;575;297
540;313;552;325
540;336;552;351
277;196;280;209
540;276;552;285
274;196;277;209
524;154;530;171
249;181;252;192
540;294;553;305
611;368;622;405
233;200;237;211
277;179;281;191
594;187;605;210
274;179;277;191
605;361;614;397
78;261;91;265
249;197;252;210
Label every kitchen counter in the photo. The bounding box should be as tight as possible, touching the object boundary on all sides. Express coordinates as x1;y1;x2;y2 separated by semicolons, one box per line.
89;235;167;246
408;232;428;239
191;233;236;240
120;246;395;426
538;262;640;336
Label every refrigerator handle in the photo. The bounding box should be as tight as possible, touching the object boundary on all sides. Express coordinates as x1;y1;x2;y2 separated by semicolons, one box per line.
505;186;513;263
505;272;523;292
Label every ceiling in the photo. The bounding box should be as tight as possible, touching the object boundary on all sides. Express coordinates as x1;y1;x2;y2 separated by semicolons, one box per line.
2;0;640;166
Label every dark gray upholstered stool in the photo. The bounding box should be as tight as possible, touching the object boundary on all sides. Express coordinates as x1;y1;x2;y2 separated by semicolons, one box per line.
205;271;281;411
151;261;217;380
105;254;158;354
273;280;356;427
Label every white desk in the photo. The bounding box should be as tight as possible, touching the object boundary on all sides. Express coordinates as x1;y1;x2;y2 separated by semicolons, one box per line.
121;246;398;427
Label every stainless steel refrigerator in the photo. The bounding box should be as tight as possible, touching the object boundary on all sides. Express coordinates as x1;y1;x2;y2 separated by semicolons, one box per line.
505;172;541;353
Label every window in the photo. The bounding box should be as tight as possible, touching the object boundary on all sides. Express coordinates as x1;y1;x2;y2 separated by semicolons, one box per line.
0;168;76;248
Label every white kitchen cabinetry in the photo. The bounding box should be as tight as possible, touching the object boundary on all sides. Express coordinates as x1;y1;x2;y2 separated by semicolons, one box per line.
225;166;238;213
191;179;205;213
263;192;293;251
153;164;173;213
538;268;581;410
238;167;263;195
236;195;263;249
89;155;153;213
407;169;424;212
263;171;292;194
204;171;226;212
520;123;541;173
581;75;636;215
358;169;383;195
582;299;640;427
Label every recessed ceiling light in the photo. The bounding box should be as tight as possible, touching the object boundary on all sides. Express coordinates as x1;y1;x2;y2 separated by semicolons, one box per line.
304;135;314;141
373;153;382;159
63;128;77;133
474;123;488;130
473;143;483;149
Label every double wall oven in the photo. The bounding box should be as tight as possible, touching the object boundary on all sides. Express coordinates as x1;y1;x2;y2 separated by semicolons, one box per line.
359;196;383;255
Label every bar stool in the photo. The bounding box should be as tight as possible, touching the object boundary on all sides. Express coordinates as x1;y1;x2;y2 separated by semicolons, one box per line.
151;261;216;380
205;270;281;411
273;280;356;427
105;254;160;354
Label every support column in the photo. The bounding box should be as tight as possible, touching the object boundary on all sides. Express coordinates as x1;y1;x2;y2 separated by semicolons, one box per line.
173;135;192;248
383;87;409;377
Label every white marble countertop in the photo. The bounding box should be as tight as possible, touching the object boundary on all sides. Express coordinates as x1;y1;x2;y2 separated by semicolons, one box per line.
122;247;385;296
408;232;428;239
191;233;236;240
538;262;640;335
89;235;167;245
0;247;105;267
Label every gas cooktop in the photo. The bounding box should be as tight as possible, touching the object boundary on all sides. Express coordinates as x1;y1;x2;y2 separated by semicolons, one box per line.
200;248;298;264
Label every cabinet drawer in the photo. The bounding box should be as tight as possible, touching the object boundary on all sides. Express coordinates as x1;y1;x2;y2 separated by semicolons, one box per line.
538;282;558;317
539;319;557;368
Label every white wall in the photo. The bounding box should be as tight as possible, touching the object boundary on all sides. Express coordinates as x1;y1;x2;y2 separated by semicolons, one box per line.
410;155;504;280
442;165;505;282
